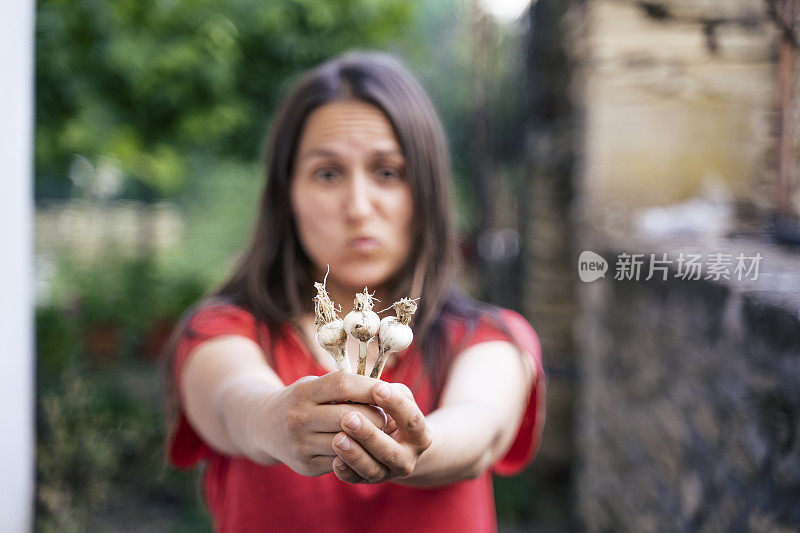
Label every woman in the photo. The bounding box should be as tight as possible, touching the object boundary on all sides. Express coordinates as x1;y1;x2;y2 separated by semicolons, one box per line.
167;51;545;532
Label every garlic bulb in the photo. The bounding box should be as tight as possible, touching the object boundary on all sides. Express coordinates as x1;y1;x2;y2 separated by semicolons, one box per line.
344;287;380;375
316;319;350;372
370;298;418;379
313;277;351;372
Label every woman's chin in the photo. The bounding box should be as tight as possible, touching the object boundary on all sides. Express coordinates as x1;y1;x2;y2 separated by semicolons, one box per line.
335;263;394;291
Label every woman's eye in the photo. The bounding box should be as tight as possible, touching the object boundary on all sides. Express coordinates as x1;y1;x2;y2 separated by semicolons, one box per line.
313;167;340;181
376;167;402;180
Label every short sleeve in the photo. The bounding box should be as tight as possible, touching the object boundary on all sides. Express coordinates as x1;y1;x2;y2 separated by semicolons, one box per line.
461;309;546;477
168;304;260;469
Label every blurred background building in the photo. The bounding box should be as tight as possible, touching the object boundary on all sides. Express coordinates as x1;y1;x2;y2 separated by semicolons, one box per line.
569;0;800;530
31;0;799;531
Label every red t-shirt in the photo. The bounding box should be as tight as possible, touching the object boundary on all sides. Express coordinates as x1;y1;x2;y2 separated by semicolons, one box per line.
169;304;545;533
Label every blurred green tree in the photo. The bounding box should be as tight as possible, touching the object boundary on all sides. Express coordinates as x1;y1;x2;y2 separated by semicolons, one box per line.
35;0;416;199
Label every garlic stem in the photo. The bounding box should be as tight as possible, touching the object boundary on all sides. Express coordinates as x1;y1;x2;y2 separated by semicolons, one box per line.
370;343;393;380
357;342;368;375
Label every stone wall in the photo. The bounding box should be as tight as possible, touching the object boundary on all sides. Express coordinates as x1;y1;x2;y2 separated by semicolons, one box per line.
575;235;800;531
581;0;783;237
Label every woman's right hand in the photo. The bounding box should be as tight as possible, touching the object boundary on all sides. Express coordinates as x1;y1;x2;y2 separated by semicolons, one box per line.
263;371;388;477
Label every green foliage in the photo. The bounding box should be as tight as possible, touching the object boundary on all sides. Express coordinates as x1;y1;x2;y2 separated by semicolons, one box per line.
36;255;210;530
36;364;209;532
36;0;417;198
42;255;204;360
162;158;264;285
494;468;573;529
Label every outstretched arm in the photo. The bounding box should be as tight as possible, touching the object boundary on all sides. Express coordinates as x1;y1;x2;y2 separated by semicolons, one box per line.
180;335;284;463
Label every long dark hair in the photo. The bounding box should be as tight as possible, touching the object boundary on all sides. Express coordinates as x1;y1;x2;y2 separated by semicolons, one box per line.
166;51;501;415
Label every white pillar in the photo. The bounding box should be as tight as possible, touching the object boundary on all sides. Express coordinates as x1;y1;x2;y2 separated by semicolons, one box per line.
0;0;35;530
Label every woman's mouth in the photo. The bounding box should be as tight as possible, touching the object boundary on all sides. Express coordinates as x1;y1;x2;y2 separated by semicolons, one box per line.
347;236;379;253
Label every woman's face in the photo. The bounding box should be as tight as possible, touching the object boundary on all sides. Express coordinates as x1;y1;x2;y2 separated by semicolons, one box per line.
290;100;414;292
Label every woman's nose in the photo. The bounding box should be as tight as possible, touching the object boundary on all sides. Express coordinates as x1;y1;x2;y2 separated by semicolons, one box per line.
343;172;375;222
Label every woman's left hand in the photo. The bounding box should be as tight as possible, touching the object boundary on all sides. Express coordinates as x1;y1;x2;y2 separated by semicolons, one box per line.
331;381;432;484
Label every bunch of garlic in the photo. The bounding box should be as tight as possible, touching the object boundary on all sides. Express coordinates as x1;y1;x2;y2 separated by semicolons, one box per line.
312;270;417;379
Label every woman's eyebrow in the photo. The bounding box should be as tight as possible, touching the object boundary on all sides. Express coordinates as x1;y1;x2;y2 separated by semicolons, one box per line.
298;148;338;162
299;148;404;162
369;149;404;159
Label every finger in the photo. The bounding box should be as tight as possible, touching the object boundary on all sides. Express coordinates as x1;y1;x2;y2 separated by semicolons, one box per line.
372;382;432;451
382;380;413;436
297;432;341;459
332;456;365;484
292;375;320;386
310;403;386;432
394;382;415;401
332;432;389;483
291;453;339;477
309;371;380;404
340;412;415;477
383;415;398;435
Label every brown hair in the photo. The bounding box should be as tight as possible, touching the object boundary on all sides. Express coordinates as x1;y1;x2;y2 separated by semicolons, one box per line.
165;51;501;420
